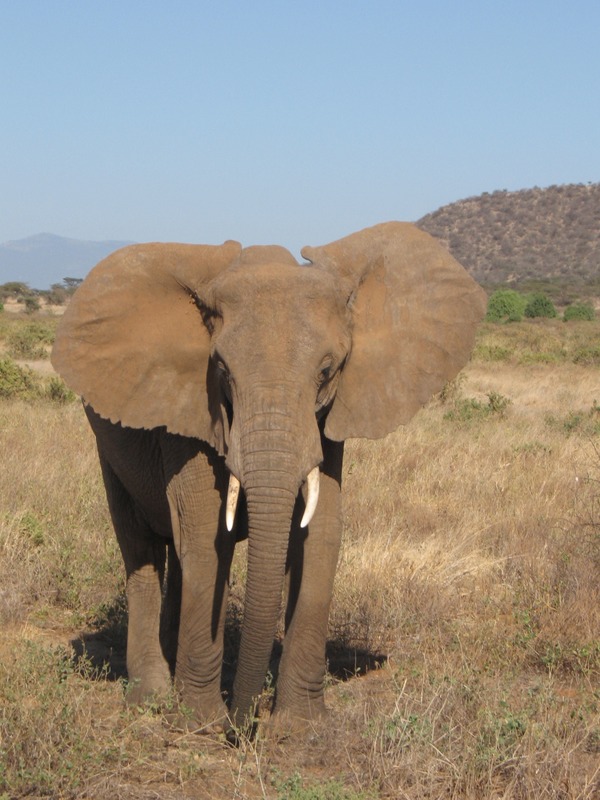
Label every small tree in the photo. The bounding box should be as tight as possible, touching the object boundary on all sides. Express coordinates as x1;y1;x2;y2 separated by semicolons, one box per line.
564;303;595;322
24;296;41;314
524;292;557;319
0;282;31;302
46;283;69;305
485;289;527;322
62;277;83;294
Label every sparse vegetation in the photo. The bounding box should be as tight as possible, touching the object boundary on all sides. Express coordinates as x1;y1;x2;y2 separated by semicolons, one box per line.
1;319;599;798
473;318;600;365
418;183;600;296
564;302;596;322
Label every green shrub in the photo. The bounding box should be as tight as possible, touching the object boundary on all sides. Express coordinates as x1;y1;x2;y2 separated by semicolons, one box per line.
0;358;38;398
23;296;41;314
524;292;557;319
0;357;75;403
444;391;512;422
42;376;76;404
564;303;595;322
6;322;54;360
485;290;527;322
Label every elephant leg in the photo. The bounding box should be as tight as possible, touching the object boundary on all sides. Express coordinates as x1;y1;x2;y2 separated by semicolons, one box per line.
99;454;171;704
275;440;344;724
165;440;235;730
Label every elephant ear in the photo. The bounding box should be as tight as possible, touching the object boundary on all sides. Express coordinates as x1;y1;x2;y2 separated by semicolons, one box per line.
51;240;242;444
301;222;487;441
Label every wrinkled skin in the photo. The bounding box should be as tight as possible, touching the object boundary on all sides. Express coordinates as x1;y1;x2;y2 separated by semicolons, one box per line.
52;222;487;734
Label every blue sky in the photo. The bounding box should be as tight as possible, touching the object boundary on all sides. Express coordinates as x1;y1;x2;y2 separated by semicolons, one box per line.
1;1;599;256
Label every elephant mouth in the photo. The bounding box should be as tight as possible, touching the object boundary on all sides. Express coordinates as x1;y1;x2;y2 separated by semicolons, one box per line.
224;466;320;532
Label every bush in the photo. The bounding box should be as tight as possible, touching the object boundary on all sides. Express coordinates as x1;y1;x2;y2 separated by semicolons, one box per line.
524;292;557;319
0;358;38;398
0;357;75;403
43;376;76;404
564;303;596;322
23;296;41;314
485;290;527;322
444;391;512;422
6;322;55;360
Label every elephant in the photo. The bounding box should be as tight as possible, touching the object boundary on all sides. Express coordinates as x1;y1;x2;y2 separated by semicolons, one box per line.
51;221;487;734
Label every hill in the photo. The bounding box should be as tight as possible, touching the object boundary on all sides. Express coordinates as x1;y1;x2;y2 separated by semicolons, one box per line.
417;183;600;291
0;233;134;290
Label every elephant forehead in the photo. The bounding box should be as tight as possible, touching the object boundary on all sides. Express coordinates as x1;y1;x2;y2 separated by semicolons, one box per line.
215;262;343;308
213;263;352;362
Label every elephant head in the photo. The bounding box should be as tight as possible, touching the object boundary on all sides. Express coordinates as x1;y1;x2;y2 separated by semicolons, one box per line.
52;222;486;722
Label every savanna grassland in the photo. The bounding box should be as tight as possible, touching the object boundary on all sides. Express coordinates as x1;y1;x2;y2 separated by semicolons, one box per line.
1;312;600;799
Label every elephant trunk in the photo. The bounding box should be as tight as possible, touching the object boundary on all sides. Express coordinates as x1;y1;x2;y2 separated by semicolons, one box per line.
228;407;318;727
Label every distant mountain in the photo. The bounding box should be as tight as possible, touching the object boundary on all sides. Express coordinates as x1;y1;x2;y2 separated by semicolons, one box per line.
0;233;134;290
417;183;600;289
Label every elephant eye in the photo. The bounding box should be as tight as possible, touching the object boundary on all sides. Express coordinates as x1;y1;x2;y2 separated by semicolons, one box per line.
318;358;334;384
214;356;232;393
315;358;339;411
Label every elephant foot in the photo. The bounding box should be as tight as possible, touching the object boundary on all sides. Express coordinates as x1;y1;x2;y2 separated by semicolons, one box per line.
165;697;231;737
125;676;172;709
263;704;328;741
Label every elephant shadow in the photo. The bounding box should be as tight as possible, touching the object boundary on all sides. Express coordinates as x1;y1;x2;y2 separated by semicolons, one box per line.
70;592;387;693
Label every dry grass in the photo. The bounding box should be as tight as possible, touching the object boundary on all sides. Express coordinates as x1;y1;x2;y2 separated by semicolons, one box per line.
1;319;600;798
0;401;119;627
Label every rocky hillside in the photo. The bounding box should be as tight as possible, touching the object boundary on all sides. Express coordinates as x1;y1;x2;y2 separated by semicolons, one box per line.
417;183;600;289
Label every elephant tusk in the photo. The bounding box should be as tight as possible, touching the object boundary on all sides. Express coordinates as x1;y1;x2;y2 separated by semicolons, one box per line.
300;466;320;528
226;474;241;532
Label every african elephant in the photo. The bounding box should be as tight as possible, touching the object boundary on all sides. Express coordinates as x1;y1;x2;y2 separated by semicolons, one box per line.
51;221;486;733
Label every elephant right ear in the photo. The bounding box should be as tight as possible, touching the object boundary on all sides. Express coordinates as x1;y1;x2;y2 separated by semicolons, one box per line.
302;222;487;441
51;240;242;444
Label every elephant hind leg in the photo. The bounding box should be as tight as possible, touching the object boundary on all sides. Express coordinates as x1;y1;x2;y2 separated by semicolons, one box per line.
99;455;172;704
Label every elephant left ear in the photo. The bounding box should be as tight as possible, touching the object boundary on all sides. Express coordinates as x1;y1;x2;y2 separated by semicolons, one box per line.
51;240;241;443
302;222;487;441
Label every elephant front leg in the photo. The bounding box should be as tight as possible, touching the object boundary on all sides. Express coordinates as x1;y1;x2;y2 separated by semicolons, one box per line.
166;446;235;732
274;441;344;728
172;536;234;732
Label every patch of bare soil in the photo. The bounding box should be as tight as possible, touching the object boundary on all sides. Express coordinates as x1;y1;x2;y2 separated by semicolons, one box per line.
16;358;57;375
